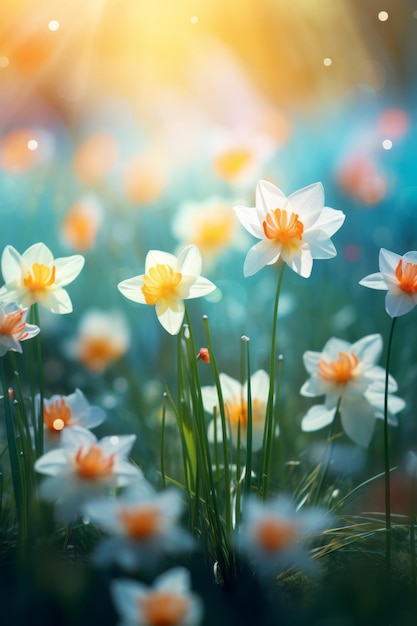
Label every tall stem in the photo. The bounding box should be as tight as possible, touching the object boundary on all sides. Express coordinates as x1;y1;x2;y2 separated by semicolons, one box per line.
260;263;285;498
383;316;397;583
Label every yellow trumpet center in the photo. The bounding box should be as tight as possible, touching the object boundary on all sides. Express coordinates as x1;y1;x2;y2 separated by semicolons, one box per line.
23;263;56;292
141;264;182;306
318;351;359;384
226;398;264;429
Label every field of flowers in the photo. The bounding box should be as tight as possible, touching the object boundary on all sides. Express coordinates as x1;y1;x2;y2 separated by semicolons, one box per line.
1;1;417;625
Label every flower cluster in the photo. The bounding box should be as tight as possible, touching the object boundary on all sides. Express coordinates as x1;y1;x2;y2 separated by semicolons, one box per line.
1;174;416;624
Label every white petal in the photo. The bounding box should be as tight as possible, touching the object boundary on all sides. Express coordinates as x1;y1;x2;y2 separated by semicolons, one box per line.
118;276;146;304
256;179;287;215
54;255;85;287
312;207;345;237
23;242;54;266
301;405;335;431
1;245;23;282
282;247;313;277
359;272;388;290
385;291;417;317
100;434;136;457
248;369;269;401
177;245;202;277
35;449;69;475
351;334;382;365
234;204;264;238
201;386;220;413
340;396;375;447
186;276;216;299
243;239;280;277
155;567;190;593
402;251;417;265
61;426;97;451
322;337;351;358
145;250;178;273
41;288;73;314
304;230;337;260
302;351;322;375
286;182;324;226
219;373;243;401
379;248;401;276
111;579;147;624
300;377;322;397
155;300;185;334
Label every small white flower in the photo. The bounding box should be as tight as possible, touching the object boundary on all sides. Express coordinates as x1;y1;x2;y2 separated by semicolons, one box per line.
359;248;417;317
300;334;405;447
38;388;106;450
118;245;216;335
234;179;345;277
35;427;141;522
70;308;130;372
0;242;84;313
237;495;327;576
0;302;40;356
201;370;270;451
111;568;203;626
83;481;194;571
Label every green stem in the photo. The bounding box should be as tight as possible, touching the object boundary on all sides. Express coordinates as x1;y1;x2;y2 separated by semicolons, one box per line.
0;358;27;550
160;392;168;490
313;399;340;505
29;304;44;458
384;316;397;583
260;262;285;498
243;337;252;495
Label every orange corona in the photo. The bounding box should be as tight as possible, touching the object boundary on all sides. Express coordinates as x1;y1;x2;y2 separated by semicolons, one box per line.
318;351;359;384
262;208;304;244
395;259;417;294
44;398;72;433
139;592;189;626
255;517;297;553
119;506;161;540
75;445;114;479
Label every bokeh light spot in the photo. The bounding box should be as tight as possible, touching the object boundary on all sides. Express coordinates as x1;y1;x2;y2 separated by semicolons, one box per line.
378;11;389;21
27;139;38;151
48;20;60;31
382;139;392;150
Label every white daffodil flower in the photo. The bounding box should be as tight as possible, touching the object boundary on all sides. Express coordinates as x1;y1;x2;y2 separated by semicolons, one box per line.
37;388;106;450
201;369;270;451
117;245;216;335
35;427;141;522
0;302;40;356
300;334;405;447
111;568;203;626
83;480;194;571
0;242;84;313
360;248;417;317
234;179;345;277
237;495;328;576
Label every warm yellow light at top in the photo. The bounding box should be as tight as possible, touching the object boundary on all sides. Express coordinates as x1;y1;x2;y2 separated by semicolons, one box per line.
378;11;389;21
